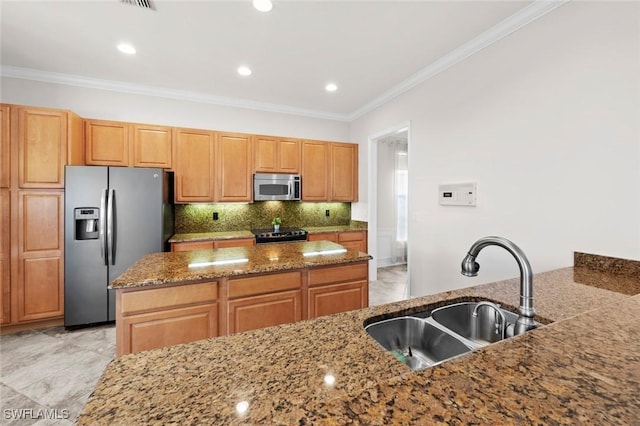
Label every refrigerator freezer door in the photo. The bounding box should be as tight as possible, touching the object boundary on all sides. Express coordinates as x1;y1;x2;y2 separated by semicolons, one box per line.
65;166;109;327
107;167;164;320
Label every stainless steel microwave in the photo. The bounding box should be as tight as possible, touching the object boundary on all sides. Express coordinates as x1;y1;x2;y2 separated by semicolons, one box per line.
254;173;301;201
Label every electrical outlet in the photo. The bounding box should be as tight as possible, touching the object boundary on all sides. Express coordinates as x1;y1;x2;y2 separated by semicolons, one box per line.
325;210;330;217
213;212;219;221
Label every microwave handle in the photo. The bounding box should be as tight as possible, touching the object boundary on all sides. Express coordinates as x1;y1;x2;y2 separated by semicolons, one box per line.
288;181;293;196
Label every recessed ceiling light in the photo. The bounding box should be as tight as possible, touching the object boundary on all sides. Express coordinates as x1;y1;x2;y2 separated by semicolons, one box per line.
325;83;338;92
253;0;273;12
117;43;136;55
237;66;252;76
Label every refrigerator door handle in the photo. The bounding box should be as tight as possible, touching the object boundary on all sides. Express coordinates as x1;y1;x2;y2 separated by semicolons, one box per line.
99;189;108;265
107;188;116;265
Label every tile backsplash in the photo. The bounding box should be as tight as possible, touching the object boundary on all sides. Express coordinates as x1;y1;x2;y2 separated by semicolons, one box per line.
175;202;351;233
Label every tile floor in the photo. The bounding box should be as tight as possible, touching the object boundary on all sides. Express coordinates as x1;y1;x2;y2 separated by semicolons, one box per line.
0;264;407;424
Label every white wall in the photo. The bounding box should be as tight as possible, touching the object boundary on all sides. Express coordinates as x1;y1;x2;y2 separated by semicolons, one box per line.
350;1;640;296
0;78;349;141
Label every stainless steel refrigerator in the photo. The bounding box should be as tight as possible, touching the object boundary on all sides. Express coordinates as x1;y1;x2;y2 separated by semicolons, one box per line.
64;166;174;327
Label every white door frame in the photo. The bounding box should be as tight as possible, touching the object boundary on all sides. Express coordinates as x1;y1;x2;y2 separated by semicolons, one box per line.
367;121;411;297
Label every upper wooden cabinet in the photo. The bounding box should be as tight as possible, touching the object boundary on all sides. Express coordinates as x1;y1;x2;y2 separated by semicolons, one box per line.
255;136;301;174
330;143;358;202
133;124;172;169
301;140;330;201
217;132;253;202
302;140;358;202
85;119;130;167
1;105;10;188
14;106;83;188
174;128;216;203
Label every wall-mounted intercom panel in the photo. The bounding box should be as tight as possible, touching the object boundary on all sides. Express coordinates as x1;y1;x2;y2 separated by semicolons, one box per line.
439;182;477;206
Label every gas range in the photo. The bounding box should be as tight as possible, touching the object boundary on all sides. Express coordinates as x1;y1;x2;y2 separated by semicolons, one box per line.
251;227;308;244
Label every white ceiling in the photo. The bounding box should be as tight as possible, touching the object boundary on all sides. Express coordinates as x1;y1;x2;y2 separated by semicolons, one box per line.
1;0;549;121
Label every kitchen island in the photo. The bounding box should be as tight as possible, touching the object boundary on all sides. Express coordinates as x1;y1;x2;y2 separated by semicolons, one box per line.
79;253;640;424
110;241;371;356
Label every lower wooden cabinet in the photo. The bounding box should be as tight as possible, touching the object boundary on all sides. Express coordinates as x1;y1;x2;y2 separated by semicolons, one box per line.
308;230;367;253
116;281;219;356
227;290;302;334
121;303;218;355
308;263;368;318
114;262;368;356
171;238;255;252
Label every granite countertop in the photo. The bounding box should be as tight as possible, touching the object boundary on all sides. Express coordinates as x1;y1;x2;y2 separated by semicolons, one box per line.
304;225;367;234
168;230;255;243
80;260;640;424
109;240;371;289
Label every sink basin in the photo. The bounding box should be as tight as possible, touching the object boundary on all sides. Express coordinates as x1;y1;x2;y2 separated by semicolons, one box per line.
430;302;520;346
365;317;472;370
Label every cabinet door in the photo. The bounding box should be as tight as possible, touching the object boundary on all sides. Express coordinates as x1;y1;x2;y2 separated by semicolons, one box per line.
254;136;278;173
174;128;215;202
0;105;9;188
338;231;367;252
301;140;329;201
227;290;302;334
85;119;130;166
16;107;67;188
217;132;252;202
278;138;301;173
330;143;358;201
17;190;64;321
121;303;218;355
133;124;172;168
308;281;367;319
0;189;9;324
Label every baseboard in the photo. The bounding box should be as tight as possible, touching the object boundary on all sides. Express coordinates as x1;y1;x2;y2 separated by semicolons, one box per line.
0;318;63;335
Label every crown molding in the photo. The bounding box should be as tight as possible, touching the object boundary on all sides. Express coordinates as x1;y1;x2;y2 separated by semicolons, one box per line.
0;65;351;122
347;0;570;121
1;0;568;124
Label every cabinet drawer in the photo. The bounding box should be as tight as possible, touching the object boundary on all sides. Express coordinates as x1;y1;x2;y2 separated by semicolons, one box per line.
120;282;218;315
171;241;215;252
228;271;301;299
215;238;255;248
338;231;364;242
308;262;368;287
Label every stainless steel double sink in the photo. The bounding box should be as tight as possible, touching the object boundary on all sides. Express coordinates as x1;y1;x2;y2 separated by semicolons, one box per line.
365;301;539;371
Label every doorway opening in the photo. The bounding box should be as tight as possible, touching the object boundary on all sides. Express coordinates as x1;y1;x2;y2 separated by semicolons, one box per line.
368;122;411;305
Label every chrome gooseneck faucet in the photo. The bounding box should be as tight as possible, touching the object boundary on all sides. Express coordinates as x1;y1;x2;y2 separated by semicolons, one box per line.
461;236;537;335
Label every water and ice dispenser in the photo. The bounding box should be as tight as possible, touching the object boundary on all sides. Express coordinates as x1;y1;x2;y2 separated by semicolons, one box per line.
74;208;99;240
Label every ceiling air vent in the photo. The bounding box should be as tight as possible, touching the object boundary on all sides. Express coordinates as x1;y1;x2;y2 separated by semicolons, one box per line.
121;0;155;10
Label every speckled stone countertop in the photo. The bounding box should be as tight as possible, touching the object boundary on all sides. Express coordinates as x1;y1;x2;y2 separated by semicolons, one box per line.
109;240;371;289
168;230;255;243
80;257;640;424
305;224;368;234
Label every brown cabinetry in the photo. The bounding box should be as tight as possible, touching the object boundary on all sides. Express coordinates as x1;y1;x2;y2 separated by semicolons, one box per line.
1;105;10;188
133;124;172;169
302;140;358;202
217;132;253;202
16;107;83;188
255;136;300;173
227;272;302;334
85;119;130;167
116;281;219;356
16;190;64;322
307;262;368;318
330;143;358;202
174;128;216;203
171;238;255;252
0;189;9;324
301;140;329;201
308;231;367;253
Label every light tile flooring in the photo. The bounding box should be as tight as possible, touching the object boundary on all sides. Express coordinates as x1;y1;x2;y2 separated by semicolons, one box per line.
0;264;407;424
